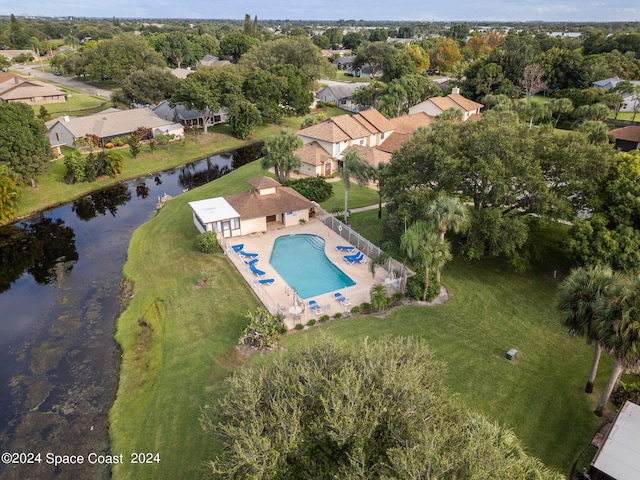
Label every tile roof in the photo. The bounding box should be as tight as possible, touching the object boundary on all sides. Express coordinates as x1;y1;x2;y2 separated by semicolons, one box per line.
298;120;351;143
389;112;435;134
447;93;484;111
346;145;392;168
248;176;281;190
297;109;393;144
294;142;333;166
609;126;640;143
331;114;372;139
376;132;411;153
356;109;394;132
224;184;314;220
0;78;65;101
429;96;456;112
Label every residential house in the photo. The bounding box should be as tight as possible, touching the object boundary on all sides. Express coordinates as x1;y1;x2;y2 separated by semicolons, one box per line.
336;55;372;78
593;78;640;114
295;110;435;175
377;112;436;154
46;107;183;148
188;177;315;237
295;109;394;175
609;125;640;152
408;87;483;121
0;73;66;105
316;83;364;112
152;99;228;129
589;401;640;480
197;55;232;68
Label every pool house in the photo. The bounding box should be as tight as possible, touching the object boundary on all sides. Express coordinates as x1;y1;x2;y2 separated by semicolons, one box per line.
188;177;315;238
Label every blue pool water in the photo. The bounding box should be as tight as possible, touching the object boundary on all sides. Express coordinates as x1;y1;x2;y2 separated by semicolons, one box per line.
269;234;356;299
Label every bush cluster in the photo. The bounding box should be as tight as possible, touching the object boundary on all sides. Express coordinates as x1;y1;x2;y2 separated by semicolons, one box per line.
63;150;125;184
238;307;285;349
406;271;441;301
283;177;333;203
197;232;222;254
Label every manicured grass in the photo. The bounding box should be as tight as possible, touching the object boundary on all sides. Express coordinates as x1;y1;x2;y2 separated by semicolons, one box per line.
10;111;350;223
319;181;380;213
111;159;611;479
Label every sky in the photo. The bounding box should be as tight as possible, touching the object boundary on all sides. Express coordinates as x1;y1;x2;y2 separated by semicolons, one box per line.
2;0;640;23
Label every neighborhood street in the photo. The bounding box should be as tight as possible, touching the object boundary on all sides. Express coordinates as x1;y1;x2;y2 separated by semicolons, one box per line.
11;63;112;98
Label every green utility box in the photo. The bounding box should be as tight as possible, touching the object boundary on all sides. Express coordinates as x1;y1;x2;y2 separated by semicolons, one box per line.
506;349;518;361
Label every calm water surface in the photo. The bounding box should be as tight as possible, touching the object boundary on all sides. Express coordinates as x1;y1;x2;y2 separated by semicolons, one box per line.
0;144;261;479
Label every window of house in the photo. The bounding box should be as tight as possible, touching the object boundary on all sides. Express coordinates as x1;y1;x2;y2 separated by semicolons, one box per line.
214;115;221;122
52;96;58;100
30;98;35;102
381;132;385;140
55;133;60;142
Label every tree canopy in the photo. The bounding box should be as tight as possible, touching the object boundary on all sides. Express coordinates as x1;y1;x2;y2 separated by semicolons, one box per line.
380;111;615;270
0;102;52;187
111;66;179;107
203;336;562;479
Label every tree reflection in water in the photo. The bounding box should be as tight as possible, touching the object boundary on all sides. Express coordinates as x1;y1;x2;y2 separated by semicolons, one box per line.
71;183;132;221
0;217;78;293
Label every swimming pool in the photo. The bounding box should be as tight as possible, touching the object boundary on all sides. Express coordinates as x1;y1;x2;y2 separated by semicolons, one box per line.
269;234;355;299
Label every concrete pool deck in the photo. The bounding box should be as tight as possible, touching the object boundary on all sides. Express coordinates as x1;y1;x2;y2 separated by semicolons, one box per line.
226;218;394;329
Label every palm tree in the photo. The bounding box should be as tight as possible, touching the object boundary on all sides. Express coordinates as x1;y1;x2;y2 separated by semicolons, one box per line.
556;265;620;393
261;129;303;183
401;221;452;301
426;195;467;282
339;149;372;225
593;275;640;416
549;97;574;128
577;120;611;145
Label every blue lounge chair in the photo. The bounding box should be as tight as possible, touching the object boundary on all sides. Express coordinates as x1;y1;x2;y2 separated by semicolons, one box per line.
250;263;266;277
334;292;351;306
309;299;323;314
244;257;259;265
231;244;244;252
343;251;364;265
255;278;275;286
335;245;355;252
239;250;259;258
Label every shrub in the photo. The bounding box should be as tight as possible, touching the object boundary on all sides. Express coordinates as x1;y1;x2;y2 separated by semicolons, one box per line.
105;142;114;149
370;284;391;312
306;318;316;326
238;307;284;349
612;381;640;407
333;312;342;319
350;305;362;314
295;323;304;330
360;302;371;312
392;292;404;303
426;279;441;302
105;150;125;175
154;133;174;145
407;271;440;301
197;232;222;254
283;177;333;203
319;315;330;322
63;152;86;184
111;136;127;147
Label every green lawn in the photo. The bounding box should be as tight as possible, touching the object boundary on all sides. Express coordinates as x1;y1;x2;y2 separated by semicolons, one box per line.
110;159;610;480
12;113;345;222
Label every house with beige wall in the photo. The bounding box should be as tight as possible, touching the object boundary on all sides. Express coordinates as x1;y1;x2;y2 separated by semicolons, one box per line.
408;87;483;121
0;73;66;105
188;177;315;238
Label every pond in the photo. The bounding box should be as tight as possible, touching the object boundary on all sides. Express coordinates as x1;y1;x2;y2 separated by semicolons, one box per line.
0;143;262;480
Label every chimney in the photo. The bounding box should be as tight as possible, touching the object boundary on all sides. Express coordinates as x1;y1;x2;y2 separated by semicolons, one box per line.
63;115;70;122
451;87;460;95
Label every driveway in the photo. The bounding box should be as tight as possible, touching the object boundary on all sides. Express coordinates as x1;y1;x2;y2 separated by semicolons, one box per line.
11;64;112;98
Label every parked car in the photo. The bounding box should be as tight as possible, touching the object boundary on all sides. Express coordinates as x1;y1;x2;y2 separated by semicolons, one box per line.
53;71;62;76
